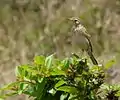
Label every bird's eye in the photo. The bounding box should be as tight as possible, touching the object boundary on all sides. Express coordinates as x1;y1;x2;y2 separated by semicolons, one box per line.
74;19;79;24
74;19;78;21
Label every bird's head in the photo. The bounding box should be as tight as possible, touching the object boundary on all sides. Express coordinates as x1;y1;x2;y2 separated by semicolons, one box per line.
68;17;81;26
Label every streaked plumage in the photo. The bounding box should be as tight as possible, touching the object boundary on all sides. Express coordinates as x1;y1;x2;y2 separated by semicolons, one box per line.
69;17;98;65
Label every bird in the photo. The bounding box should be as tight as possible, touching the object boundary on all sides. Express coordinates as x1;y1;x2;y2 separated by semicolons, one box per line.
69;17;98;65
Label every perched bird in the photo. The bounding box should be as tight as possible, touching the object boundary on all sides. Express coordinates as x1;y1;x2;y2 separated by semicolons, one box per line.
69;17;98;65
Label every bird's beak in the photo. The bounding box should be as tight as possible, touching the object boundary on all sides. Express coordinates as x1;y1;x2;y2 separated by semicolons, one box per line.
68;17;73;21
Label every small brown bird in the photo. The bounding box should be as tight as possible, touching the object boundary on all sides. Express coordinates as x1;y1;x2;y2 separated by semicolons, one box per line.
69;17;98;65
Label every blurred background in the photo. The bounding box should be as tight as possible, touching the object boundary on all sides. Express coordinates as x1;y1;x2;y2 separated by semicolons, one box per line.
0;0;120;99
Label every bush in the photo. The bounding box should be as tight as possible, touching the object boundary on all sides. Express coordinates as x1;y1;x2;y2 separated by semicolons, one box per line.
0;54;120;100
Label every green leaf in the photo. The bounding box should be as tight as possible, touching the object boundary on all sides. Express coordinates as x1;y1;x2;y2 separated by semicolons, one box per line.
34;56;45;65
45;54;54;69
50;68;66;76
57;86;77;94
55;80;66;88
0;81;33;92
15;66;24;77
0;92;17;99
38;77;44;83
90;65;102;72
0;98;4;100
104;59;115;70
20;65;39;75
0;82;20;91
18;83;28;95
33;78;47;98
62;58;70;70
116;91;120;96
48;88;56;95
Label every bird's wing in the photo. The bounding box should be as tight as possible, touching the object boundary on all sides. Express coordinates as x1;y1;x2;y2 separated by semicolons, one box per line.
87;38;93;52
81;27;93;52
82;27;91;38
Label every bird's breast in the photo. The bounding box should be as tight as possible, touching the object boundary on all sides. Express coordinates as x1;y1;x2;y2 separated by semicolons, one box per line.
72;31;89;50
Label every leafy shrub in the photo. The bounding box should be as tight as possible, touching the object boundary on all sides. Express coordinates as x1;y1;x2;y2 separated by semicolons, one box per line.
0;54;120;100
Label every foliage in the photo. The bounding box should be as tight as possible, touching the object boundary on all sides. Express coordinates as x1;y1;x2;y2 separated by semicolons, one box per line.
0;54;119;100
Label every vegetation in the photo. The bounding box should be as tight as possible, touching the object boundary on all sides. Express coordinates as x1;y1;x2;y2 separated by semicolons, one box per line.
0;54;120;100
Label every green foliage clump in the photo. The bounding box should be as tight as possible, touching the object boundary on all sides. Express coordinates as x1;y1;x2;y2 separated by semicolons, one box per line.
0;54;120;100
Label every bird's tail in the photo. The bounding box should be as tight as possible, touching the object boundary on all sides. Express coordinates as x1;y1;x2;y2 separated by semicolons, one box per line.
87;51;98;65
